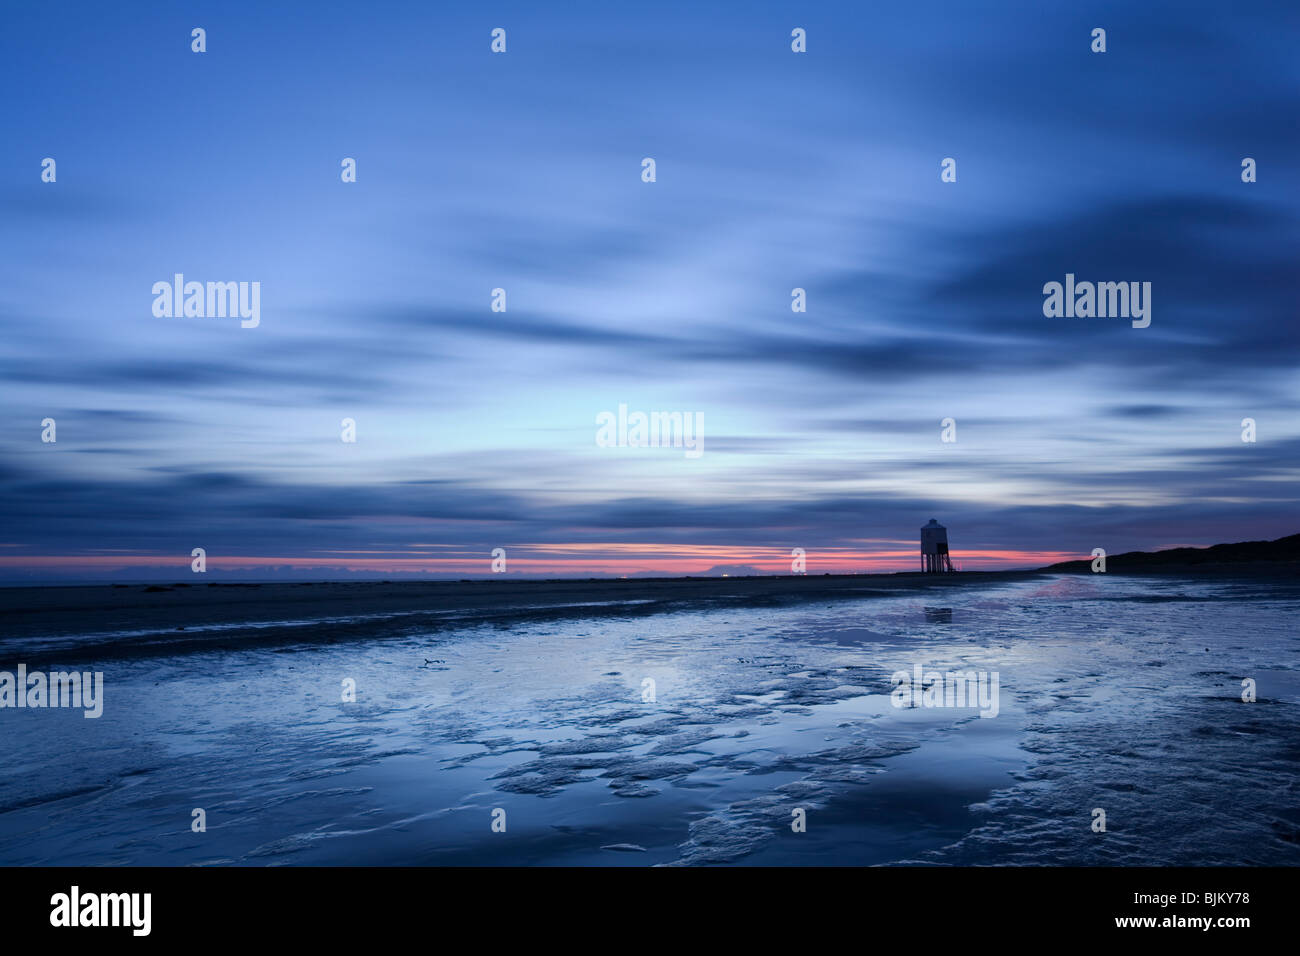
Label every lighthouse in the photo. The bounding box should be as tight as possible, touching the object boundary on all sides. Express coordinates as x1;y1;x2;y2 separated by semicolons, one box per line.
920;519;955;573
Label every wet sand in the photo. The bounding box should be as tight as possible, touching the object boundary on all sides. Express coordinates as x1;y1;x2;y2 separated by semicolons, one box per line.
0;571;1045;662
2;569;1298;866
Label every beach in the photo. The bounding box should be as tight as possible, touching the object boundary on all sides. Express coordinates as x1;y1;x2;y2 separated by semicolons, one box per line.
2;570;1298;866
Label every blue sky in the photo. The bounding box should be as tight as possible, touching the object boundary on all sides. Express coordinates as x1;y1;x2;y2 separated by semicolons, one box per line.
2;0;1298;580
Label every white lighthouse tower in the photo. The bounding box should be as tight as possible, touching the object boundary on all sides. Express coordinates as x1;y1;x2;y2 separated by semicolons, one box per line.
920;519;955;573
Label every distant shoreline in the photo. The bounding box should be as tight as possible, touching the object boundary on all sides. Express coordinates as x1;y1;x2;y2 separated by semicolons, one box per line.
0;570;1042;662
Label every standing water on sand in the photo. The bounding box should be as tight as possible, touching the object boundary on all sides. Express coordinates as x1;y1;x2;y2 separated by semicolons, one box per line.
1;573;1298;866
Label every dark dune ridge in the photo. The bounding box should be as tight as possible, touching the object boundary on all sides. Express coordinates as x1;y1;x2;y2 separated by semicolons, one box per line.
1044;532;1300;573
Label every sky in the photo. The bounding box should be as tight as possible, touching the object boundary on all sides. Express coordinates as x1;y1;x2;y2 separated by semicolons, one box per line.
1;0;1298;581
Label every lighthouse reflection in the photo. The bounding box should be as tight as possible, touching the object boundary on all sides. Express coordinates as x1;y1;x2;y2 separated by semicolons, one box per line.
923;606;954;624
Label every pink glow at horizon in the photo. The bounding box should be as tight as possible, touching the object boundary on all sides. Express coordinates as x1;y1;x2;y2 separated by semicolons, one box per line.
0;545;1082;576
